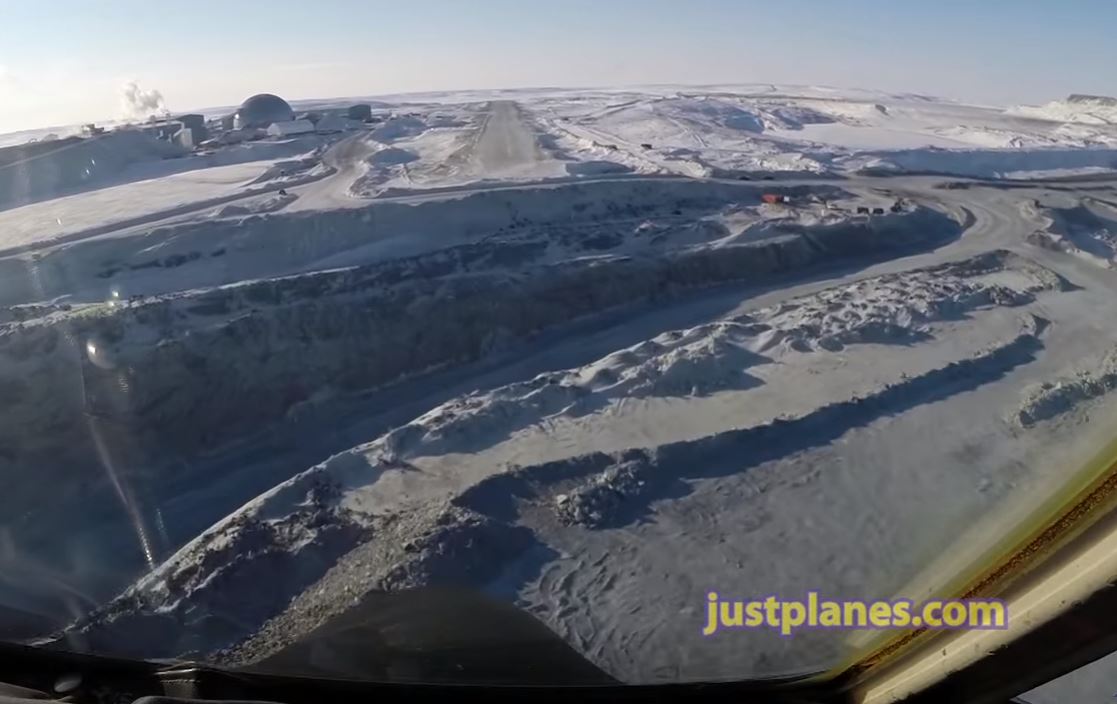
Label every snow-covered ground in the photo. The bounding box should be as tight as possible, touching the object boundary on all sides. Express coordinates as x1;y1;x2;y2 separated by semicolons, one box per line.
5;85;1117;692
521;87;1117;179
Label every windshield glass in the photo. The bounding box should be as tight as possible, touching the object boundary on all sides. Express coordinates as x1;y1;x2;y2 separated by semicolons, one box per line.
4;0;1117;686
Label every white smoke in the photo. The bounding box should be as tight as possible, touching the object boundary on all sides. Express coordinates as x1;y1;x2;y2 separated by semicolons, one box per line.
119;81;168;120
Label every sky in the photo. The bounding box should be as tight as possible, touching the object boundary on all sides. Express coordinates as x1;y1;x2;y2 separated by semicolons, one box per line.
0;0;1115;134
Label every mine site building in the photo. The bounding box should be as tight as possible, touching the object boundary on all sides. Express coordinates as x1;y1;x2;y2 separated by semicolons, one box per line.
348;104;373;122
236;93;296;129
177;114;205;130
314;115;361;134
267;119;315;137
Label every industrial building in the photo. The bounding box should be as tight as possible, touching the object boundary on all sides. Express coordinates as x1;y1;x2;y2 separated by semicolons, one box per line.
173;126;198;149
267;119;314;137
174;92;366;145
177;114;205;130
234;94;295;129
314;115;360;134
135;114;209;151
347;104;373;122
143;120;184;141
173;114;209;149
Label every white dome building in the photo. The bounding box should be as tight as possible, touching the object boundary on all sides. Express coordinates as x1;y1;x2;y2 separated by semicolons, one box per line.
234;94;295;129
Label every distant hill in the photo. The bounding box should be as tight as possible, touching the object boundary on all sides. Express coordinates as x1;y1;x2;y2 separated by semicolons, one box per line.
1067;94;1117;107
1011;94;1117;126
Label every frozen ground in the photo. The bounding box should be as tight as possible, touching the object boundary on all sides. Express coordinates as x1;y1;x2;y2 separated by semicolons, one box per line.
1026;192;1117;269
5;86;1117;689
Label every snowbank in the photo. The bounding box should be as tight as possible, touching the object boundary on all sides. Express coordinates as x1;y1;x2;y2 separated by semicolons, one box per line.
1015;349;1117;427
62;251;1062;665
0;130;186;210
1012;95;1117;126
